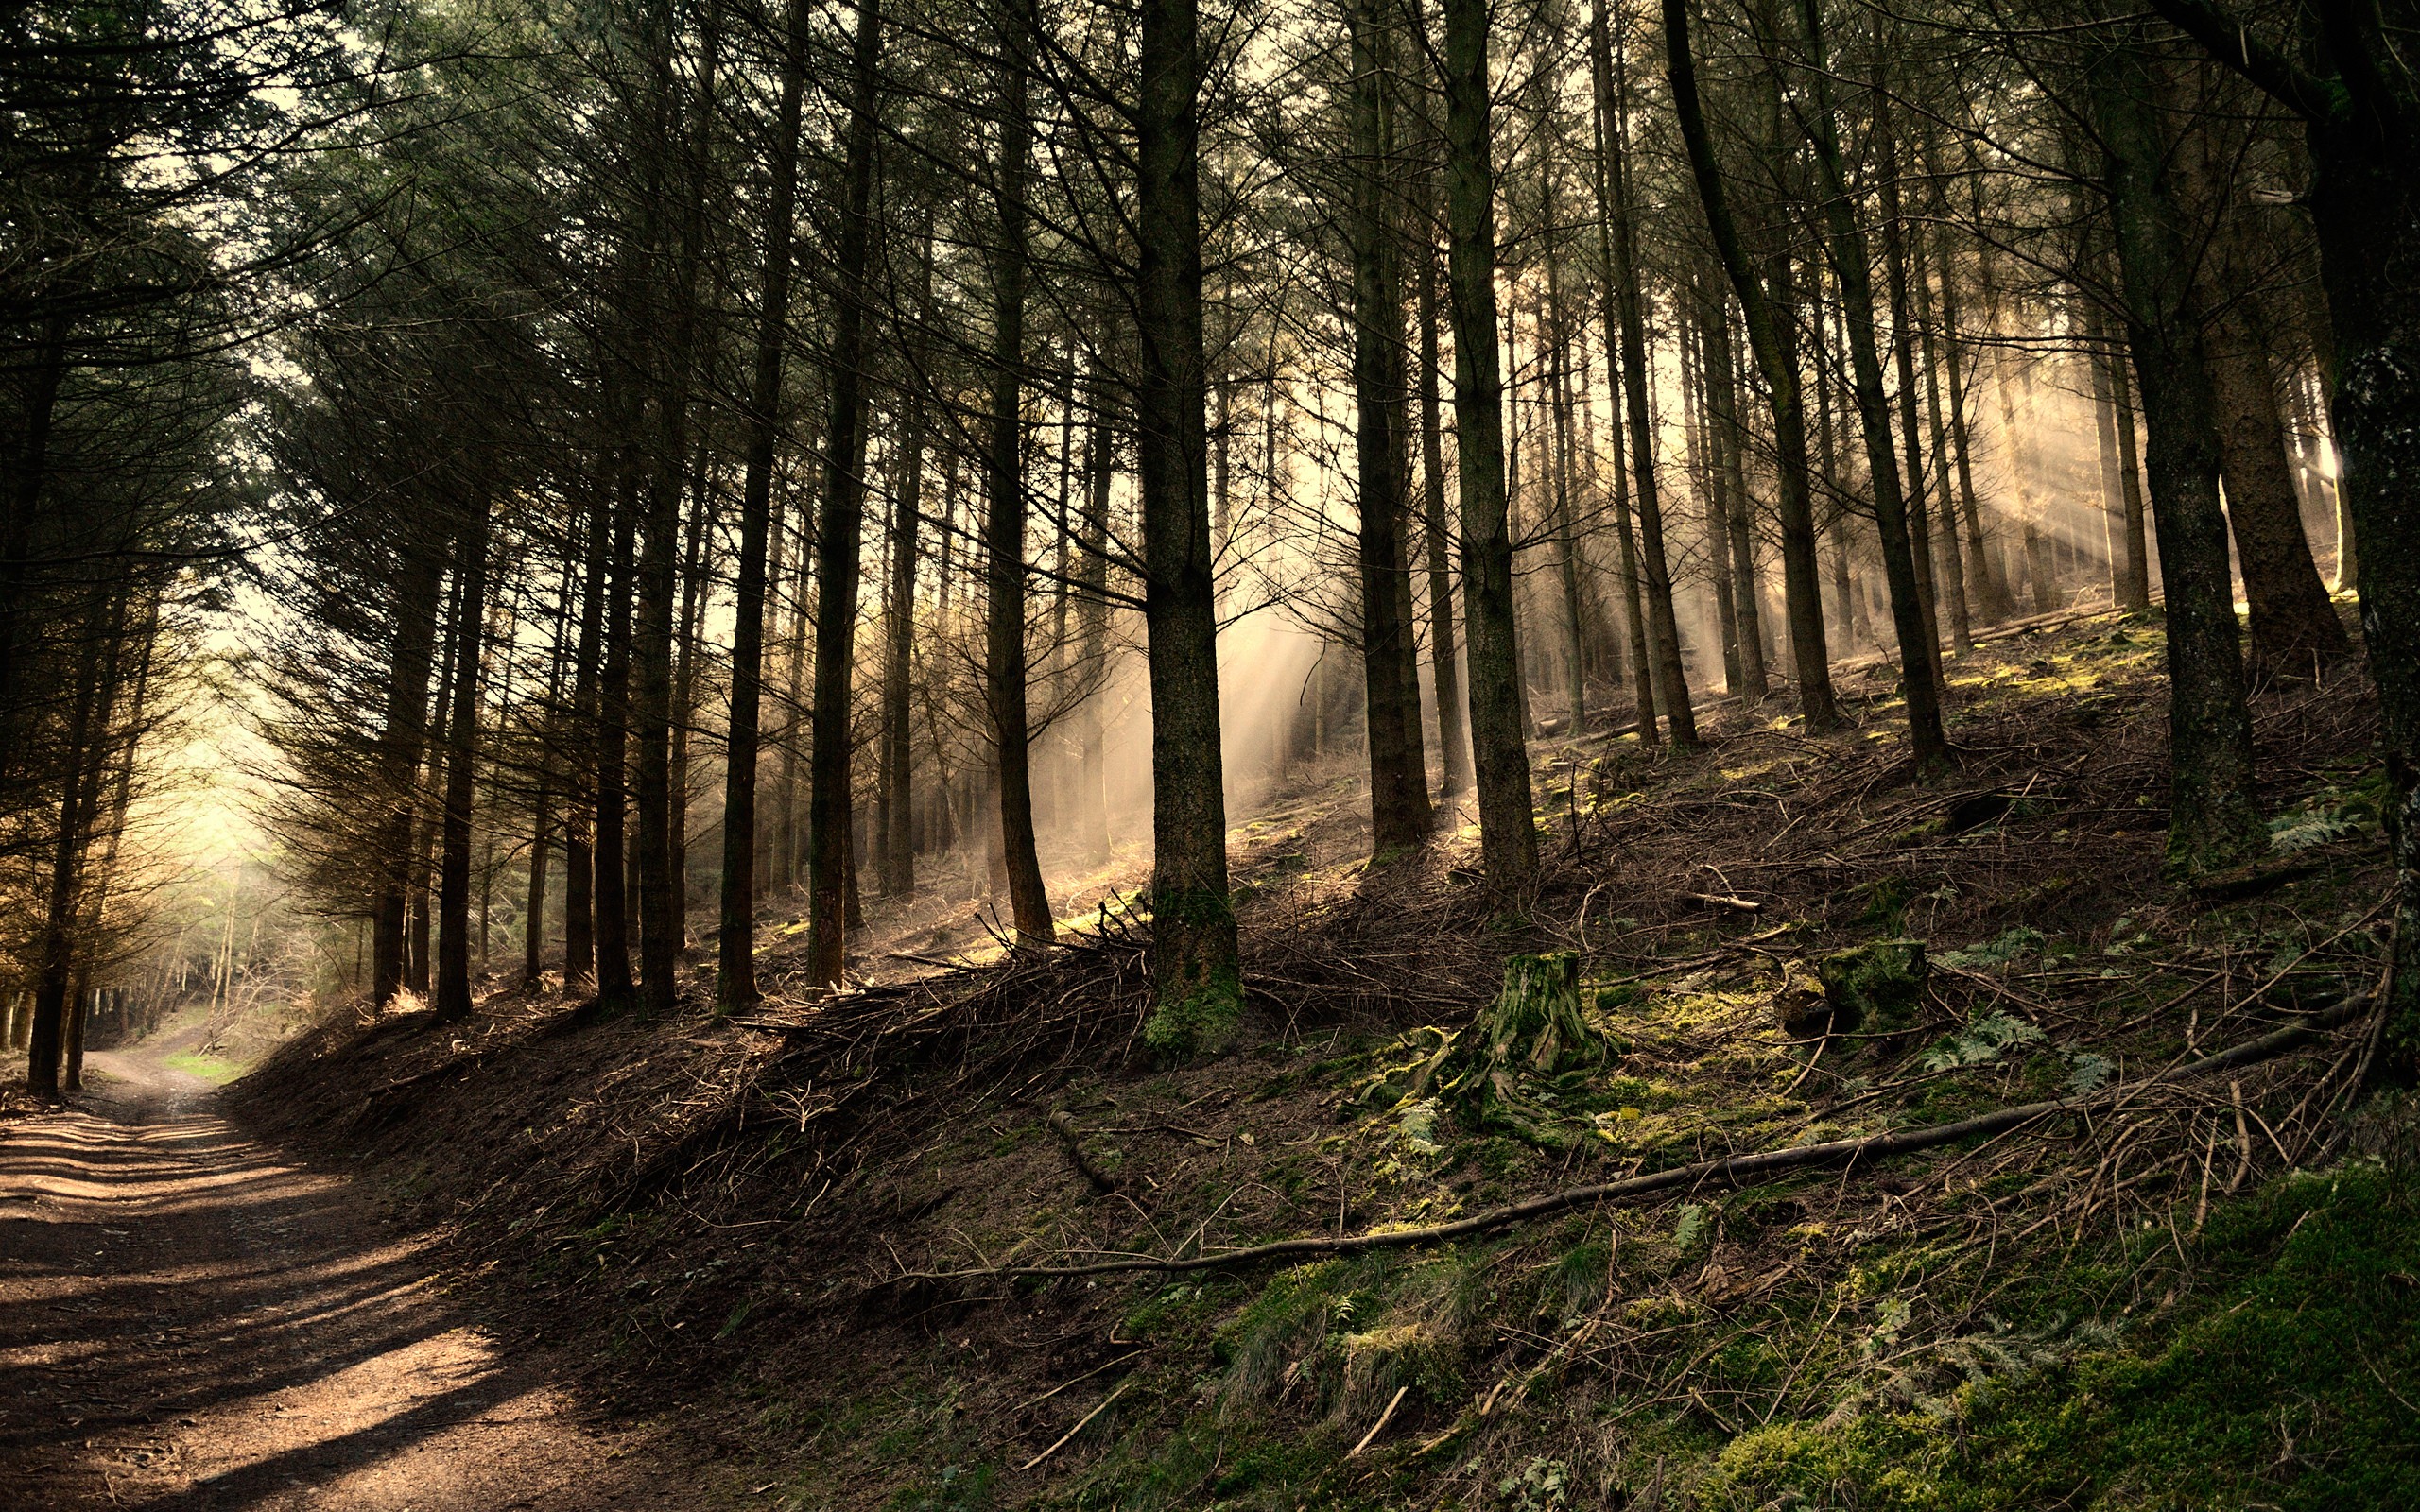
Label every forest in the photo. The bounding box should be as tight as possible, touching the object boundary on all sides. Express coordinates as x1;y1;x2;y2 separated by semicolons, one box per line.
4;0;2419;1504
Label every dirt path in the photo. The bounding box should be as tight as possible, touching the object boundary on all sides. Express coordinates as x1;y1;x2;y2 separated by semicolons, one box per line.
0;1044;716;1511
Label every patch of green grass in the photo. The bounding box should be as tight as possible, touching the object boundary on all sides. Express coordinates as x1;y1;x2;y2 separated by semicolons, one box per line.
163;1050;243;1084
1698;1158;2420;1510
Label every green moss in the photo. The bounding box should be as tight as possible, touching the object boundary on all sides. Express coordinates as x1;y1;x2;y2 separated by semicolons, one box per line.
1856;875;1923;933
1144;960;1242;1061
1699;1160;2420;1511
1817;939;1928;1031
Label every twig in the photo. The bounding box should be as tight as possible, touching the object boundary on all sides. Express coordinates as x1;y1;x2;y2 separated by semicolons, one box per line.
1018;1379;1132;1471
1008;1351;1144;1416
1348;1385;1410;1457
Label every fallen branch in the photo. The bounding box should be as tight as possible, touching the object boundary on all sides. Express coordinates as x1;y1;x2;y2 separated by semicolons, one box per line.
1348;1385;1410;1457
1018;1378;1132;1471
1679;891;1763;914
897;996;2367;1282
1049;1109;1120;1194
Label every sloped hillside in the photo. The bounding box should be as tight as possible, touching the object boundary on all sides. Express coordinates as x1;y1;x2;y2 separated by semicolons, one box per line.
233;606;2419;1511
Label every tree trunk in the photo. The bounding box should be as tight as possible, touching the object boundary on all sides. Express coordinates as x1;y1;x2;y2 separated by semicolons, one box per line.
1443;0;1539;885
24;598;115;1100
1350;0;1434;850
2298;128;2420;1071
881;345;927;894
1910;220;1974;652
2090;41;2265;876
1704;295;1768;697
434;490;493;1023
804;0;884;987
1668;22;1841;721
1547;253;1591;736
985;26;1055;947
2089;304;2133;601
715;0;808;1009
2109;325;2154;608
1416;236;1477;787
1136;0;1241;1045
1872;75;1946;672
1073;367;1114;865
2206;308;2349;671
562;483;609;987
372;539;447;1007
632;7;717;1018
1592;1;1693;745
593;470;639;1005
1778;0;1949;771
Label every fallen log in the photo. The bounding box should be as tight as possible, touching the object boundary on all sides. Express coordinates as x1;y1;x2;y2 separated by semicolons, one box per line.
898;995;2371;1282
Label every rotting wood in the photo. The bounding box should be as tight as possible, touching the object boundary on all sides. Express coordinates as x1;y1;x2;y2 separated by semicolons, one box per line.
1048;1108;1119;1194
895;996;2368;1282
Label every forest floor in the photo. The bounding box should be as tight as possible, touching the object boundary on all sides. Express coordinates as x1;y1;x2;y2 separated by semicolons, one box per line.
14;600;2420;1511
0;1021;737;1509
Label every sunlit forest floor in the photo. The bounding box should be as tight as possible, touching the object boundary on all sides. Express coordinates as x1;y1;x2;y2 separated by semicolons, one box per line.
220;602;2418;1510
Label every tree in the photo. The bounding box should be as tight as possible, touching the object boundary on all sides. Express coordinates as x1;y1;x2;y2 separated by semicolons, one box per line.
1136;0;1241;1051
1442;0;1540;886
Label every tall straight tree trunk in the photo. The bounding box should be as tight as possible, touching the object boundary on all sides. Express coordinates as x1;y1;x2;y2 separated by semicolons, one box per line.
1703;297;1768;696
1976;243;2065;619
1599;323;1658;741
670;461;712;936
1546;249;1590;734
409;569;460;999
1072;368;1114;864
24;598;113;1100
434;490;493;1023
1873;76;1946;671
1779;0;1949;770
985;25;1054;947
2090;40;2265;875
593;471;639;1005
1442;0;1539;885
57;603;132;1092
716;0;809;1009
774;498;813;890
1679;286;1740;692
1586;0;1670;744
525;546;576;987
2110;346;2152;605
881;331;927;893
804;0;884;987
372;540;447;1008
1668;18;1836;722
633;5;717;1017
1416;236;1477;787
1349;0;1433;850
1136;0;1241;1044
2089;304;2132;599
1928;217;2011;624
1910;221;1974;651
64;603;152;1087
562;481;609;987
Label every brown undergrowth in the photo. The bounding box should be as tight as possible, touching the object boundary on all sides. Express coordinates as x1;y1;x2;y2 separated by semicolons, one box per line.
230;605;2411;1509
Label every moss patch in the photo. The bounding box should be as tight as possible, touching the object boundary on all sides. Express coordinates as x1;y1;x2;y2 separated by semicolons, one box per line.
1701;1159;2420;1511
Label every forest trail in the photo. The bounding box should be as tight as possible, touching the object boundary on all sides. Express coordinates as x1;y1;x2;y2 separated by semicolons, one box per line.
0;1040;710;1511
